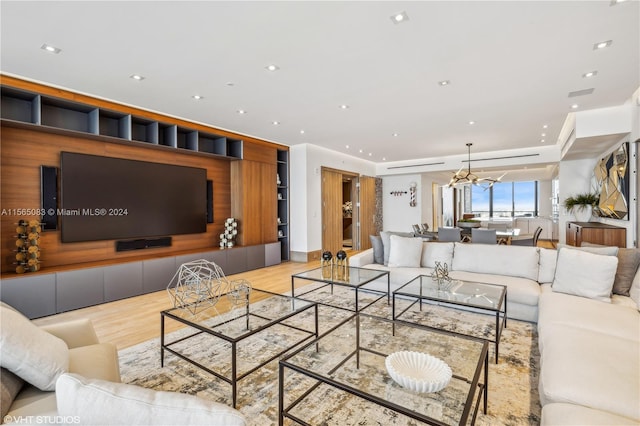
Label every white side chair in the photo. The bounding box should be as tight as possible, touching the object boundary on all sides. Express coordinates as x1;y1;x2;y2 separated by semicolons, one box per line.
437;227;462;242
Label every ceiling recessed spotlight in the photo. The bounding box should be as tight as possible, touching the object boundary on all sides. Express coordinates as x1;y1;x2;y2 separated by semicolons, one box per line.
610;0;628;5
368;153;372;156
582;71;598;78
237;109;246;114
390;11;409;24
345;145;350;149
540;139;545;143
468;121;475;125
272;121;280;125
300;130;305;134
130;74;145;81
340;104;349;109
265;64;280;72
571;104;579;109
541;133;546;137
192;95;203;100
359;149;363;153
41;43;61;54
593;40;612;50
438;80;451;86
382;157;387;161
543;124;548;129
392;133;399;137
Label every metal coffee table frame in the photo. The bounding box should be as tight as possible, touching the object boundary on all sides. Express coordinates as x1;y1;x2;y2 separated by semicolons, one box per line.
279;312;489;425
393;276;507;363
161;289;318;408
291;266;390;312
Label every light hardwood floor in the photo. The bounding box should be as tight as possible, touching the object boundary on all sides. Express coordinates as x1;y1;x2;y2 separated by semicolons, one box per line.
32;242;555;351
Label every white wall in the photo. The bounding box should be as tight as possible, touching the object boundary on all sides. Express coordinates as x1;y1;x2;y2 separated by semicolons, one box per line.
289;144;376;256
538;180;553;217
382;174;421;232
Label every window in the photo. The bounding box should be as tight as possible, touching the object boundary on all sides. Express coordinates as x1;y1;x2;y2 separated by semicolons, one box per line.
468;181;538;218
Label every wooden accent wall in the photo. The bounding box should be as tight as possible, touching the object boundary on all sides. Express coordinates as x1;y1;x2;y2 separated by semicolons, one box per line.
321;169;344;253
0;124;230;273
231;144;277;246
359;176;377;250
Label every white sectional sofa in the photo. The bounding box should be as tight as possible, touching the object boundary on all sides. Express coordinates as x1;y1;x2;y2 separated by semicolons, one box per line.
350;234;640;425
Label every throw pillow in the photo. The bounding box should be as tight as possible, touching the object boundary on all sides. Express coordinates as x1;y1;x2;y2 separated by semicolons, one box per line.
380;231;414;266
612;248;640;296
56;373;246;426
421;242;455;268
552;247;618;303
557;242;619;256
0;305;69;391
388;235;423;268
1;367;24;419
369;235;384;264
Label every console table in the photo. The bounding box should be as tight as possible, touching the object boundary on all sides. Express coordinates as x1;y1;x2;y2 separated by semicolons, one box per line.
566;222;626;248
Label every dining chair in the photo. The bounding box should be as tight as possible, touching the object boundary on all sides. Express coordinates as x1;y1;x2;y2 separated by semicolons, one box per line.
511;226;543;246
471;228;497;244
437;227;462;242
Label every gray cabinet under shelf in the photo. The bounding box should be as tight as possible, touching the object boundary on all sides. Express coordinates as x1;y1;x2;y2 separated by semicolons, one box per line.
56;268;104;313
0;273;56;318
104;262;143;302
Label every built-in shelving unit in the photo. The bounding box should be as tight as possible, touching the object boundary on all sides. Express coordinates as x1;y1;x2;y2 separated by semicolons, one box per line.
277;149;290;261
0;86;243;160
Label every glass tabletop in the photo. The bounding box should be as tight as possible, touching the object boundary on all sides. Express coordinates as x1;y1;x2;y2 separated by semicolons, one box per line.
395;275;506;311
293;265;388;287
162;289;314;340
281;314;487;425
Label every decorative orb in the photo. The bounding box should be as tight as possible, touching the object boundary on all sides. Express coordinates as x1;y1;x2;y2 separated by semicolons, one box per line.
336;250;347;260
321;251;333;261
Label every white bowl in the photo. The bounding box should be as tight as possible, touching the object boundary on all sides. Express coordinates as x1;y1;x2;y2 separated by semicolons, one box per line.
385;351;452;393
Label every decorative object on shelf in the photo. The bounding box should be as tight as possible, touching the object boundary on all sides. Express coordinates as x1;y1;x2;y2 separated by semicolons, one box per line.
447;143;506;188
278;193;283;200
563;192;599;222
409;182;417;207
385;351;452;393
321;251;333;279
342;201;353;218
334;250;349;281
278;230;284;237
220;218;238;248
430;261;452;289
277;217;281;224
593;142;629;220
389;190;407;196
14;219;41;273
277;173;281;186
167;259;227;315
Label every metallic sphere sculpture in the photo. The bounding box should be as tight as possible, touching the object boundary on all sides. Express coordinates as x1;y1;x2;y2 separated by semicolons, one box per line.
227;279;252;306
167;259;229;315
336;250;347;260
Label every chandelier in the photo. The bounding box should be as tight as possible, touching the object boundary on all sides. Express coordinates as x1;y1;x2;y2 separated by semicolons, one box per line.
447;143;505;188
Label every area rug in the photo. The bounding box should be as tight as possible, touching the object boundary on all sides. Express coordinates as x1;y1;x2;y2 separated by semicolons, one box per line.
119;291;540;425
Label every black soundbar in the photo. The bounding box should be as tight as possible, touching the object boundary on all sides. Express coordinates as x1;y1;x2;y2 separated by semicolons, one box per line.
115;236;172;252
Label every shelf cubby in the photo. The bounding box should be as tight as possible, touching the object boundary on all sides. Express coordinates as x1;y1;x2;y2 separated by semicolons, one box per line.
177;127;198;151
158;124;177;148
1;88;40;124
198;132;227;156
130;117;158;144
227;138;243;159
41;97;96;133
99;110;131;139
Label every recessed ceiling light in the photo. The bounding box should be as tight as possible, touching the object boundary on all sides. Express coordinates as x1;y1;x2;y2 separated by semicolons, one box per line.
468;121;475;125
368;153;372;157
392;133;399;137
610;0;628;5
571;104;579;109
438;80;451;86
382;157;387;161
226;82;235;87
540;139;545;143
300;130;305;134
130;74;145;81
390;11;409;24
582;71;598;78
593;40;612;50
265;64;280;72
272;121;280;125
41;43;61;54
345;145;350;149
340;104;349;109
542;124;548;129
192;95;203;100
541;133;546;137
359;149;363;153
237;109;246;114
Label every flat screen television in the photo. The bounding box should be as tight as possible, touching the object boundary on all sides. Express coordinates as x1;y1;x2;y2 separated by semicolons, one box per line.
60;152;207;243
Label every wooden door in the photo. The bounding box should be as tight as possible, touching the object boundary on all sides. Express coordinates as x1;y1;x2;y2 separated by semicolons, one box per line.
321;169;343;254
358;176;378;250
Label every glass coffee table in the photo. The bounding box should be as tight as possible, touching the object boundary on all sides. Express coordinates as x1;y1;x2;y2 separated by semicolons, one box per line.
279;313;489;425
393;276;507;363
160;289;318;408
291;265;390;312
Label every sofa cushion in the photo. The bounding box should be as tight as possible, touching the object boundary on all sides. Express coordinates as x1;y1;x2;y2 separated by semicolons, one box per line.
538;324;639;421
451;243;540;281
560;242;619;256
538;284;640;342
1;368;24;420
612;248;640;296
421;242;454;268
537;248;557;284
56;373;247;425
0;305;69;391
388;235;423;267
4;385;57;422
369;235;384;264
380;231;414;266
541;403;639;426
552;248;618;303
69;343;121;383
630;266;640;310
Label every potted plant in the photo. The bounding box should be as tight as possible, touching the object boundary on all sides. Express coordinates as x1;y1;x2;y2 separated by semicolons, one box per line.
563;192;599;222
456;218;482;229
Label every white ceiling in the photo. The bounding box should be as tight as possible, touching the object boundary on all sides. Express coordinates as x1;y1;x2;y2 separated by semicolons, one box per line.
1;1;638;172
